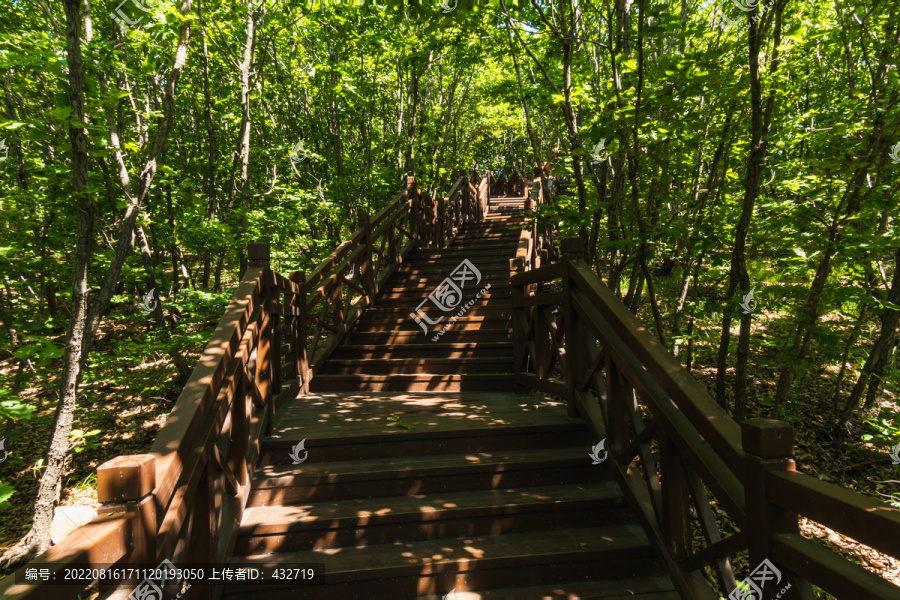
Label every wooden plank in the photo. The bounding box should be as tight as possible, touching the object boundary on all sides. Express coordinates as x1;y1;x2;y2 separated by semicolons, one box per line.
514;371;568;397
150;267;263;518
568;261;743;475
511;291;565;308
510;261;564;286
771;533;900;600
238;523;649;573
573;388;606;442
0;514;135;600
241;480;620;533
269;270;302;295
767;469;900;558
570;290;746;525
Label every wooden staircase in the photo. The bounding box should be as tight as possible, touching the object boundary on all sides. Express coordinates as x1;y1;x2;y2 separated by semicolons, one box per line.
13;177;900;600
310;205;522;393
223;199;679;599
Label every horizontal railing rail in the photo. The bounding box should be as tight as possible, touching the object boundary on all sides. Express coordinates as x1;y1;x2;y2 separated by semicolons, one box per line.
2;174;486;600
510;235;900;600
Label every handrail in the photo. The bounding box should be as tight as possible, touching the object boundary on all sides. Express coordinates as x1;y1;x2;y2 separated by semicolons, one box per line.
3;175;481;599
509;235;900;600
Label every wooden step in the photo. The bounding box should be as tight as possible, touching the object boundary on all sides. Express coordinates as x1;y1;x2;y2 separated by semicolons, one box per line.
454;232;520;239
472;576;680;599
248;445;596;505
373;295;511;306
346;330;511;344
330;342;513;360
235;481;626;555
318;357;512;375
379;281;511;294
361;306;511;317
411;247;523;260
222;524;656;598
389;266;512;278
374;288;510;301
447;237;519;246
350;315;509;331
396;258;514;271
308;372;514;392
260;422;588;466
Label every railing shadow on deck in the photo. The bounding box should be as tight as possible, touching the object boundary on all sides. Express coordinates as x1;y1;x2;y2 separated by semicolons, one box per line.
0;173;495;600
510;178;900;600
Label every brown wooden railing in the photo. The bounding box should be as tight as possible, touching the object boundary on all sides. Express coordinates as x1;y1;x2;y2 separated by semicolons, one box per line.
0;174;489;600
509;230;900;600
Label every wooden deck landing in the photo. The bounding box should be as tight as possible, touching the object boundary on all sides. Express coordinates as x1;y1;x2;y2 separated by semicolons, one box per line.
268;391;572;440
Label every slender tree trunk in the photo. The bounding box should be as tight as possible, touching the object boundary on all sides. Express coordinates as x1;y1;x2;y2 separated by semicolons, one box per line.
715;1;785;418
236;5;257;276
840;248;900;422
197;0;217;291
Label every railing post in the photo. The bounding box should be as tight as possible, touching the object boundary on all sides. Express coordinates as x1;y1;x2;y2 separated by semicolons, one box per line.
485;172;491;218
436;195;446;248
96;455;156;592
741;419;803;599
248;243;274;432
660;434;691;561
510;256;528;393
407;176;421;246
359;212;377;306
289;270;310;395
527;185;539;268
561;237;585;418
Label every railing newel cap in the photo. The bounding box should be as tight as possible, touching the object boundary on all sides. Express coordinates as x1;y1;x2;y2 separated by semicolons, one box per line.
97;454;156;504
741;418;794;459
561;237;585;256
247;242;270;266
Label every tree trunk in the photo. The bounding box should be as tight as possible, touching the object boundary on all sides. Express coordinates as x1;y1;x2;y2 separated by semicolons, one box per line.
236;5;257;277
0;0;194;568
715;1;785;419
839;248;900;422
1;0;95;566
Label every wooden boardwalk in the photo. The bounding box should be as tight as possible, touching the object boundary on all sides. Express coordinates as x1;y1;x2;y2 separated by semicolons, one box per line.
6;175;900;600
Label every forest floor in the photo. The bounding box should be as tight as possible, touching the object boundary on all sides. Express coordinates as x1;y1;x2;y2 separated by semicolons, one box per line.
0;279;898;596
653;298;900;594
